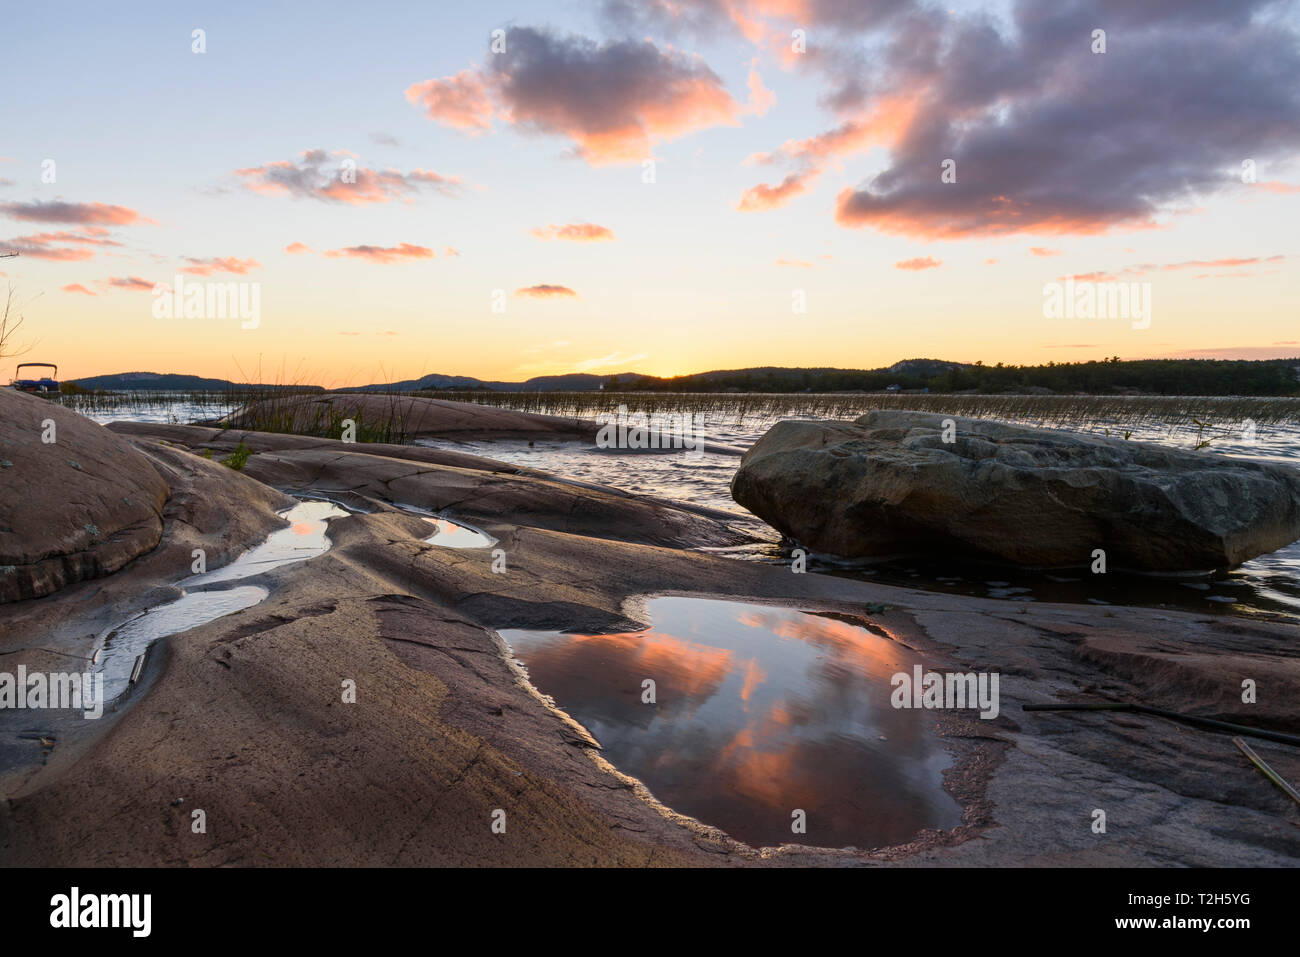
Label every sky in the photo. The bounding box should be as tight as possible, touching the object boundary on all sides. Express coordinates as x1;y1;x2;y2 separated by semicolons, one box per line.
3;0;1298;387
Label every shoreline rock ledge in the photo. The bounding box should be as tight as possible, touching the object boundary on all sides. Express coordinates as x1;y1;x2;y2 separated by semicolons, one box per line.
730;409;1300;571
0;389;170;602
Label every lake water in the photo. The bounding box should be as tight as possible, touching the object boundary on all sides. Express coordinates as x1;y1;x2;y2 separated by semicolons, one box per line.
417;411;1300;621
501;596;964;849
82;394;1300;619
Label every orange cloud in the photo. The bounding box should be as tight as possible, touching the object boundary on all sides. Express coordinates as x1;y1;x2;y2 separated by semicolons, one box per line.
530;222;615;242
404;69;494;132
0;201;149;225
235;149;463;205
1059;271;1119;282
1159;255;1285;271
1;243;91;262
323;243;435;264
737;171;817;211
744;64;776;117
409;28;743;166
1;227;122;261
739;95;918;212
1030;247;1061;257
514;284;577;298
894;256;942;271
180;256;261;276
284;242;313;255
101;276;154;291
835;187;1158;239
61;283;95;295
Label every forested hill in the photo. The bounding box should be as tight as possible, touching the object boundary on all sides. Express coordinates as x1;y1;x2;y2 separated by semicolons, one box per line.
605;358;1300;396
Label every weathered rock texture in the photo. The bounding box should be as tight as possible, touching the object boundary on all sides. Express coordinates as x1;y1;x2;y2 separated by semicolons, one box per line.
0;389;170;601
107;422;755;549
3;412;1297;867
224;392;597;442
731;410;1300;570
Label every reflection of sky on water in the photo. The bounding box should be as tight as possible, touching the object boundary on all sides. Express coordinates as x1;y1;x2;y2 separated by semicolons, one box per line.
95;501;346;700
502;597;964;850
420;516;496;548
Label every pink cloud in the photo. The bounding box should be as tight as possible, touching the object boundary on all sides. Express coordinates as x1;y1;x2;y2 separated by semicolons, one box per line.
284;242;313;255
740;96;918;213
180;256;261;276
530;222;615;242
514;284;578;298
61;283;96;295
409;28;741;166
737;171;818;212
0;200;149;225
1159;255;1284;271
405;69;494;133
1059;271;1119;282
101;276;155;291
1;227;122;261
323;243;435;264
894;256;942;271
235;149;463;205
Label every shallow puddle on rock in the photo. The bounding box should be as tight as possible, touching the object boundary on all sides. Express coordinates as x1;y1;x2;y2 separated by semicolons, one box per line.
420;516;496;549
95;500;348;700
500;596;964;850
388;501;496;548
96;587;268;700
186;500;347;586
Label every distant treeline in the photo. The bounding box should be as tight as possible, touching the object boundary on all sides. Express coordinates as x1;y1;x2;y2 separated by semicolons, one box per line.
606;358;1300;397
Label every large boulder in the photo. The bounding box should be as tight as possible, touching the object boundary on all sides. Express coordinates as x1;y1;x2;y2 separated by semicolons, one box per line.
224;392;596;441
0;389;170;601
730;409;1300;571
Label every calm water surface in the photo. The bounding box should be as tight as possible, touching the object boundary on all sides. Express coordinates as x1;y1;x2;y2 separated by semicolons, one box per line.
502;596;964;849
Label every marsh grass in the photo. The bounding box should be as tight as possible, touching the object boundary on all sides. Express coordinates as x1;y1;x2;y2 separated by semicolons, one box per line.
426;390;1300;430
57;385;1300;450
221;389;420;444
56;389;236;415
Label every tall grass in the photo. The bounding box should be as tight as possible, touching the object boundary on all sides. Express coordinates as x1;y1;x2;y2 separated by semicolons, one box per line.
218;390;421;444
424;390;1300;429
57;386;1300;452
55;389;241;422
